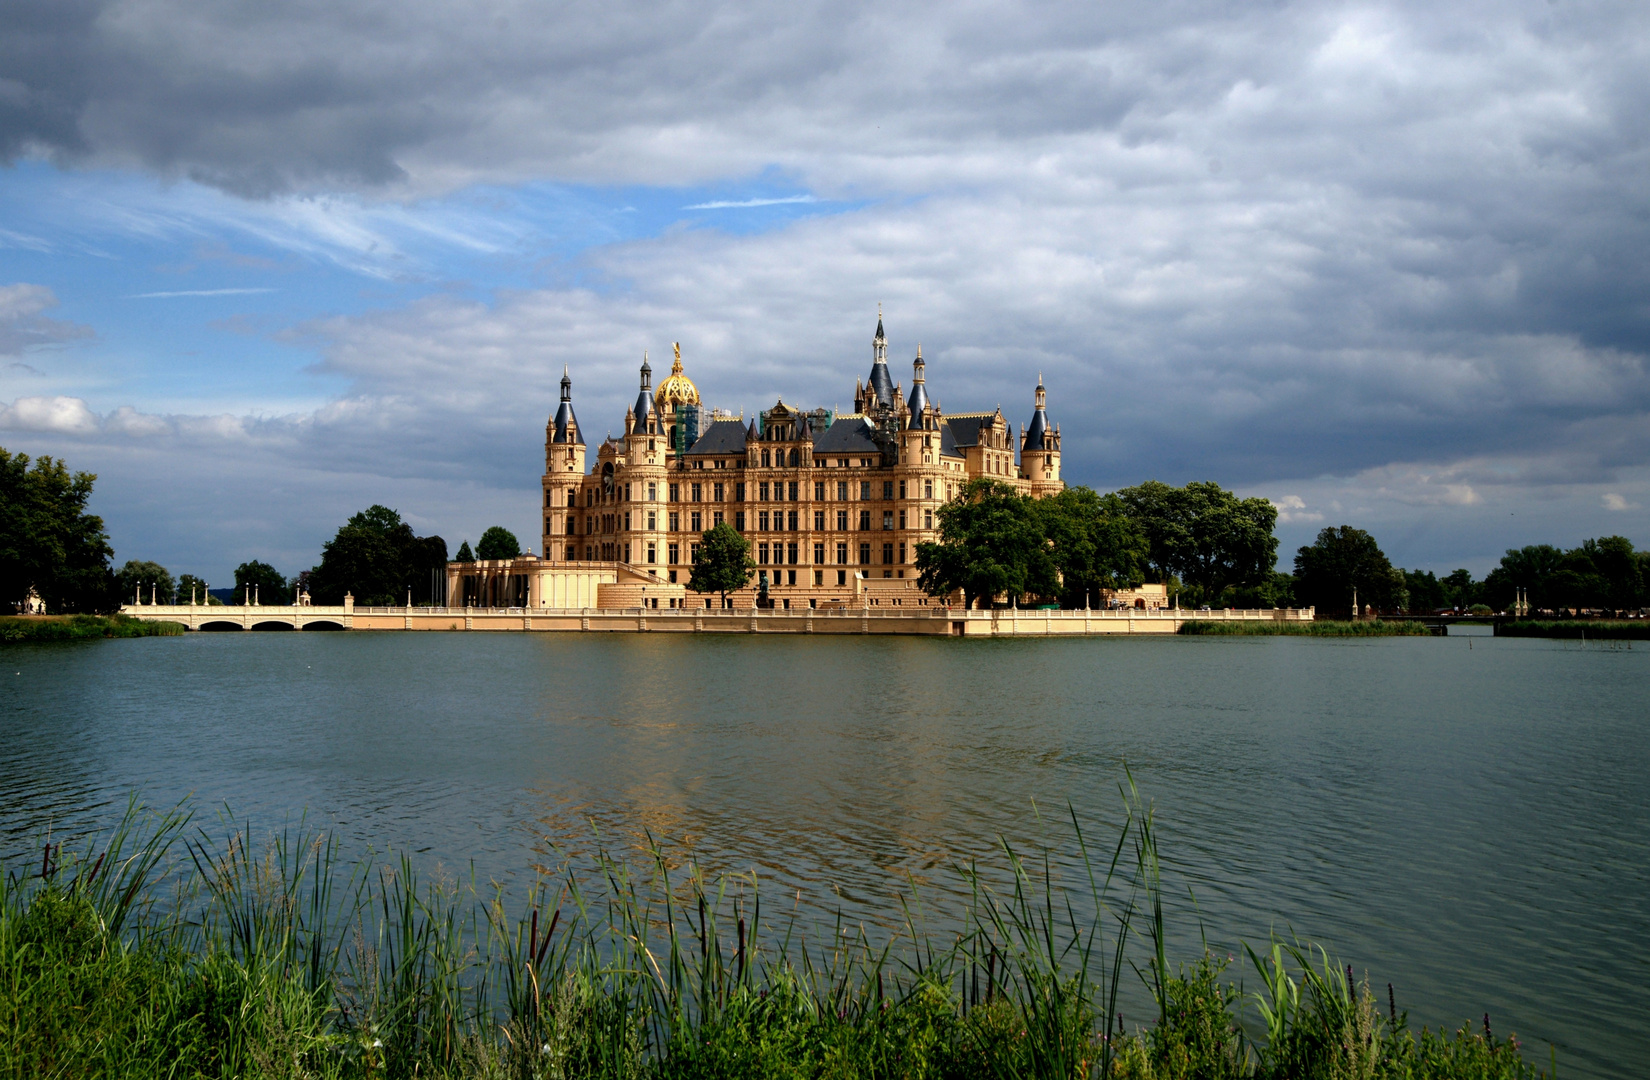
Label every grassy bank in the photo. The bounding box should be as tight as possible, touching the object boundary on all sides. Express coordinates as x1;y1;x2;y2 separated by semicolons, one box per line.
1496;619;1649;639
1;794;1546;1079
1179;619;1430;637
0;614;185;643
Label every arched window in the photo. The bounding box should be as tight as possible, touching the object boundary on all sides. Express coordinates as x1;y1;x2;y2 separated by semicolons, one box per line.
788;448;799;467
762;449;771;467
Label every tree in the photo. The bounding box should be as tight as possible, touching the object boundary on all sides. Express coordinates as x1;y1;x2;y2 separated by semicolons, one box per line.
1293;526;1405;614
1442;569;1477;610
916;479;1054;607
455;541;475;563
1030;487;1149;607
1481;545;1564;612
1402;569;1445;613
234;560;289;605
307;505;448;605
688;522;755;603
116;561;175;606
176;573;222;606
1113;481;1278;606
0;447;117;613
477;526;520;561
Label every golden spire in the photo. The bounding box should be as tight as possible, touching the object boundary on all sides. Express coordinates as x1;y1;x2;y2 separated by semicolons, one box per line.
655;340;700;409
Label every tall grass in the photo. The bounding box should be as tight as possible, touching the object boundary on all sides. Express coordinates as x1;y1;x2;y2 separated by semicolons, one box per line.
1178;620;1430;637
0;614;185;642
1;789;1547;1079
1496;619;1649;640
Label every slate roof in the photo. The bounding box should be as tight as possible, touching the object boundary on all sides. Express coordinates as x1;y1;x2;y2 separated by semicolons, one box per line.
684;418;750;456
811;416;882;455
552;370;583;445
865;359;895;407
1023;405;1049;451
942;414;993;449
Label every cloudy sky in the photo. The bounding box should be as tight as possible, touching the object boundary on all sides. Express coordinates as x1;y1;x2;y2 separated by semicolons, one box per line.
2;0;1646;581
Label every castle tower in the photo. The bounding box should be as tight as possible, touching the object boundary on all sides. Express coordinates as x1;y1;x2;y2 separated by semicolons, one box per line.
544;367;587;561
1018;373;1062;495
624;353;668;570
863;308;894;411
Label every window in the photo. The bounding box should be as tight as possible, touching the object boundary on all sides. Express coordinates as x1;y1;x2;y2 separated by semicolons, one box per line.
586;490;594;506
787;510;798;531
735;511;745;531
899;480;907;499
586;545;593;560
924;509;934;529
690;511;702;531
814;570;824;585
759;542;769;564
883;481;894;499
567;488;576;507
668;543;679;564
545;490;552;507
836;482;848;501
669;483;679;502
691;483;702;502
566;519;574;534
859;542;871;565
669;569;677;583
545;516;552;534
924;479;933;499
713;482;723;501
837;510;848;530
837;569;847;585
883;511;893;530
814;482;825;500
899;542;906;563
647;511;656;530
714;511;723;526
789;449;799;467
788;482;798;500
586;515;593;534
836;542;848;564
814;510;825;530
858;510;871;531
838;459;848;468
883;543;894;564
690;543;699;563
648;440;655;452
898;510;906;529
647;543;656;564
625;482;632;500
762;449;771;467
566;544;575;560
758;569;768;584
860;481;871;500
668;512;680;531
759;482;770;500
648;482;657;501
624;511;631;530
736;482;745;501
787;570;797;585
814;542;825;563
759;510;770;530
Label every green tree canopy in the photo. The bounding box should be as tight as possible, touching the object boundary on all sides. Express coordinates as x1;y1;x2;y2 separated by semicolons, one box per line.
454;540;474;563
915;479;1054;608
1029;487;1149;608
176;573;222;606
1482;537;1644;612
688;521;756;602
1402;568;1446;613
234;560;289;605
116;561;175;606
1293;526;1406;614
307;505;448;606
476;526;521;561
1113;480;1278;605
0;447;117;613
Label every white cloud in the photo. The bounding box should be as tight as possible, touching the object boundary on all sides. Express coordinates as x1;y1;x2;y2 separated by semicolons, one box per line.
1602;492;1639;511
0;283;93;356
685;196;818;210
1271;495;1324;524
0;395;101;434
127;287;277;299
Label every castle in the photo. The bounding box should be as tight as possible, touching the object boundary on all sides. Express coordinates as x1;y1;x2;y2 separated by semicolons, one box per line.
454;315;1063;609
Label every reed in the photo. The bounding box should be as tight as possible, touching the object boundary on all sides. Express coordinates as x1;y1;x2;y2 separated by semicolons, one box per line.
1178;620;1429;637
0;614;186;642
1;791;1547;1079
1496;619;1650;639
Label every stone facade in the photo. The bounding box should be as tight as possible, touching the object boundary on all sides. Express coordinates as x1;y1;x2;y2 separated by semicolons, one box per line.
531;316;1062;608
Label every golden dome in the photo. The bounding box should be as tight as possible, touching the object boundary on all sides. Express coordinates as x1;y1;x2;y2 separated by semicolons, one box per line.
654;342;701;410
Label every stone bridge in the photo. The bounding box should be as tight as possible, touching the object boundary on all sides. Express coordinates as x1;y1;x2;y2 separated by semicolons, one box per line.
121;598;1317;636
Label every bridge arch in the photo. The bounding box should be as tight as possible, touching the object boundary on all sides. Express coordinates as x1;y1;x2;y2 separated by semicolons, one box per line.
197;620;245;632
249;620;296;631
300;620;346;631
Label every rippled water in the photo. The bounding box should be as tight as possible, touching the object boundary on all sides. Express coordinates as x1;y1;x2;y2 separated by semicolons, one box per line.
2;630;1645;1078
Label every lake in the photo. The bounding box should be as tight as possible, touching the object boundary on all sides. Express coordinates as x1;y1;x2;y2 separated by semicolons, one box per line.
2;630;1644;1078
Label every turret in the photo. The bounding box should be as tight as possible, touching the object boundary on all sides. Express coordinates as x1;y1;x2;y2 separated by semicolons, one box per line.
623;354;667;571
906;345;931;428
865;310;894;410
544;366;587;562
1019;374;1061;493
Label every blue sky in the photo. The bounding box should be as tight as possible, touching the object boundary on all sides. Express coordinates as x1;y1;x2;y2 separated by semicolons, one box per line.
3;0;1648;582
